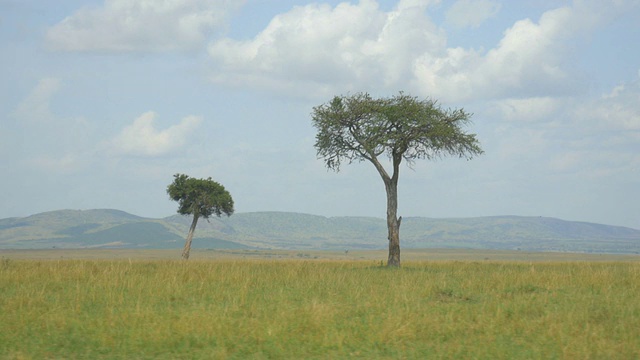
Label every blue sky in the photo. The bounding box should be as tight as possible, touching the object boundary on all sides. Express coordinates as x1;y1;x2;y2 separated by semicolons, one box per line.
1;0;639;229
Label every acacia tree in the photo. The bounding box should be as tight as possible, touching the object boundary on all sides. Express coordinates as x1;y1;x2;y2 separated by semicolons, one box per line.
312;92;483;267
167;173;234;260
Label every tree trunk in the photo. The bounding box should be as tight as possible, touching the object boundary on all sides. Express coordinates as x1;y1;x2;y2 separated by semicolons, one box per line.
385;180;401;267
182;215;199;260
367;152;402;267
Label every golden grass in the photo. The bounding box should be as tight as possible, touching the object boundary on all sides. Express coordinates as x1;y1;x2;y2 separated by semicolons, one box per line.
1;257;639;359
3;248;639;262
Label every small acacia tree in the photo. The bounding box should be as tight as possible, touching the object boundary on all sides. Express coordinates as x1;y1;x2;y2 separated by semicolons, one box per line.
167;173;234;260
312;92;483;267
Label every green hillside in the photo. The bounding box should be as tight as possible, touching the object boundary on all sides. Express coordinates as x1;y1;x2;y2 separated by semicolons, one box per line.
48;222;182;248
0;209;145;245
0;210;247;250
398;216;640;252
1;210;639;253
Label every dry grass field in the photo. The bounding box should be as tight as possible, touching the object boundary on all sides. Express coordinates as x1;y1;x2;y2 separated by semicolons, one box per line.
2;248;639;262
1;249;639;359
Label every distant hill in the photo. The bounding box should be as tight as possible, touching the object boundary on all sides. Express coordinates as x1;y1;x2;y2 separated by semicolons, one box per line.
1;209;639;254
0;209;247;250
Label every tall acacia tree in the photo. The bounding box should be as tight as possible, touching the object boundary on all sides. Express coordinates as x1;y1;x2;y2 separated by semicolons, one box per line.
167;174;234;260
312;92;483;267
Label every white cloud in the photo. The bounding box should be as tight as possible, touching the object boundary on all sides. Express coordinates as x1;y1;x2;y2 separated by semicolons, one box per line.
416;0;640;101
582;77;640;131
46;0;243;52
208;0;637;103
550;71;640;135
13;77;61;122
415;5;590;102
491;70;640;131
487;75;640;184
209;0;443;97
110;111;202;156
211;0;574;101
490;97;564;123
445;0;501;29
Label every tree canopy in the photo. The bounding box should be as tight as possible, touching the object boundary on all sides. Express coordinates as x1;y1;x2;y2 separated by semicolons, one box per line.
312;92;483;266
167;173;234;259
313;92;483;173
167;174;234;219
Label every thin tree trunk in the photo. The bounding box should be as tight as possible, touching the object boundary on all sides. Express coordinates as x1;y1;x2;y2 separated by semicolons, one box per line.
367;152;403;267
385;180;401;267
182;215;199;260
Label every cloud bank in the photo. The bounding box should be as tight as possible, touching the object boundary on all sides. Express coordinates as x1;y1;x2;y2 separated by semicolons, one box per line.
207;0;635;102
46;0;244;52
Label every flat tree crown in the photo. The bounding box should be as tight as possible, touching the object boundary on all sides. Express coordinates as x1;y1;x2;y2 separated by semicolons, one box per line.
311;92;483;267
167;174;234;219
312;92;483;172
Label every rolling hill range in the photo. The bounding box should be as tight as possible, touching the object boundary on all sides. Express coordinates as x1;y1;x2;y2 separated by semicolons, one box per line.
1;209;639;254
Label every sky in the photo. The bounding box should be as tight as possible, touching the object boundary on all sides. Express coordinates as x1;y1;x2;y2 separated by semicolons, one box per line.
1;0;639;229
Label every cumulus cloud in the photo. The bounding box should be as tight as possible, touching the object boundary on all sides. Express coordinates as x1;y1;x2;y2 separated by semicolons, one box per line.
427;0;639;101
46;0;243;52
415;5;595;102
110;112;202;156
208;0;636;103
490;75;640;182
209;0;443;97
445;0;501;29
579;75;640;131
13;77;61;122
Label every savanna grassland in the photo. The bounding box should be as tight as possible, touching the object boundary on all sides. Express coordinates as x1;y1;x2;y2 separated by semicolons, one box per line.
1;251;639;359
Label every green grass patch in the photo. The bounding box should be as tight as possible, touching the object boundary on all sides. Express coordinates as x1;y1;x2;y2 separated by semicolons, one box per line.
1;259;639;359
